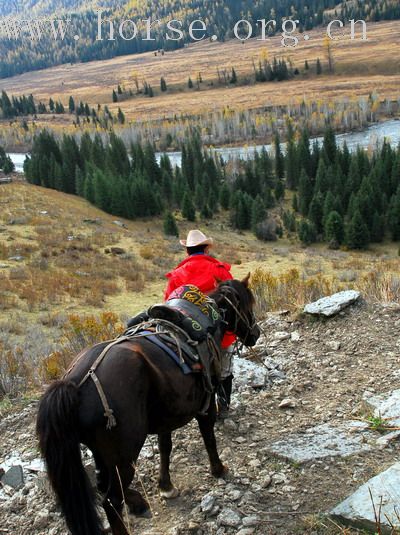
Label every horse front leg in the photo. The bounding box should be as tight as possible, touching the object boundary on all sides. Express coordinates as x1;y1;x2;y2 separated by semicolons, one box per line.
158;432;179;498
196;394;227;478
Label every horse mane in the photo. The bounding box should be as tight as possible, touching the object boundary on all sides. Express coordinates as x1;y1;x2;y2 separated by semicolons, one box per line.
211;279;255;311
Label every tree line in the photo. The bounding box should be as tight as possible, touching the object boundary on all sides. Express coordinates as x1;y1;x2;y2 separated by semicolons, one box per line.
1;0;399;79
0;90;125;127
24;126;400;249
283;125;400;248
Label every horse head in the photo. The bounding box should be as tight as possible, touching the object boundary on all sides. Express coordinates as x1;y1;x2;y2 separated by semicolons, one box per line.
213;274;261;347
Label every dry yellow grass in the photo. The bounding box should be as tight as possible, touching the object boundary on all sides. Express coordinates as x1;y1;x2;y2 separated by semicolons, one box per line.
0;21;399;124
1;182;399;324
1;181;399;397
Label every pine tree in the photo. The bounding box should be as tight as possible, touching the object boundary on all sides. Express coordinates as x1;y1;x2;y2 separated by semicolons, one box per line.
298;220;317;245
219;183;230;210
324;211;344;245
163;211;179;236
188;77;193;89
182;192;196;221
83;173;95;204
388;187;400;240
285;135;298;189
298;169;313;216
230;67;237;84
322;126;337;165
371;211;385;243
201;204;213;220
68;96;75;113
274;178;285;202
117;108;125;124
112;90;118;103
251;195;266;232
308;192;324;234
292;193;299;212
160;77;167;92
2;156;14;174
316;58;323;75
274;133;285;179
346;210;370;249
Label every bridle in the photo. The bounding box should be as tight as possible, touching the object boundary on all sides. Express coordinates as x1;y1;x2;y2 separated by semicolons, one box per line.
218;285;258;343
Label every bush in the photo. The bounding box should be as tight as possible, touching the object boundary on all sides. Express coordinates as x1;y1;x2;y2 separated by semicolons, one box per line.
255;218;278;241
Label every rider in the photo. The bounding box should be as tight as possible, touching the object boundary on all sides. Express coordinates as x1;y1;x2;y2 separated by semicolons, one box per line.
164;229;236;419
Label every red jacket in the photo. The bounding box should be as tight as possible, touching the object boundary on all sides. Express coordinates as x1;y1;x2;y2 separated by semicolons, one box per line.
164;254;236;348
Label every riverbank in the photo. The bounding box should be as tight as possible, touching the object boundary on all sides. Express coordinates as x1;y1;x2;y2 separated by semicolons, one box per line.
8;118;400;173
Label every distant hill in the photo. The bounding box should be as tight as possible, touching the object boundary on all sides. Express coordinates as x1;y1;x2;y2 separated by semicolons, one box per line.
0;0;399;79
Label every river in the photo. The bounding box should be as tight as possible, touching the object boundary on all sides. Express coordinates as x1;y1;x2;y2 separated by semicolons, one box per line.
7;119;400;173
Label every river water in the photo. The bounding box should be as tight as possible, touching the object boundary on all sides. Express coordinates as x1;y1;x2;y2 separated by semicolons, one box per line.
8;119;400;173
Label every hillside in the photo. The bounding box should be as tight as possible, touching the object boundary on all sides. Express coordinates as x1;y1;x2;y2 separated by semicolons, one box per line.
0;179;399;394
1;0;400;78
1;19;400;153
2;299;400;534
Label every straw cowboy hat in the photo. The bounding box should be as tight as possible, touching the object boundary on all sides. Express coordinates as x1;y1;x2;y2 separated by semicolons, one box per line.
180;229;214;247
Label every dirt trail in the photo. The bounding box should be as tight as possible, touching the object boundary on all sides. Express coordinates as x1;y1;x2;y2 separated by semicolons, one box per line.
1;300;400;535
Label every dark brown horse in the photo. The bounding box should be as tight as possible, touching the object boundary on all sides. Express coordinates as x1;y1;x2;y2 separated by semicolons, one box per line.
36;277;260;535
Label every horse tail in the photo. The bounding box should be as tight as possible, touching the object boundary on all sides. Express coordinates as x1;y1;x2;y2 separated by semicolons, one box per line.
36;380;103;535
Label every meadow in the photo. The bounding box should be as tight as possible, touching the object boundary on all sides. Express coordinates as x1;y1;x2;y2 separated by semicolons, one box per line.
0;181;399;398
0;20;399;151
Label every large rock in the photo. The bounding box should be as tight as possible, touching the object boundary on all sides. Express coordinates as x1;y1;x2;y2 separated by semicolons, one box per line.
364;389;400;427
304;290;360;317
268;421;374;463
331;462;400;533
233;358;268;389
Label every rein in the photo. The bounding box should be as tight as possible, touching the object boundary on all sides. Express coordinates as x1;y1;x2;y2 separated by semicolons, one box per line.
219;288;257;340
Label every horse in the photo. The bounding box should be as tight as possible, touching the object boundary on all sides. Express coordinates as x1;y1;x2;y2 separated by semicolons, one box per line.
36;276;260;535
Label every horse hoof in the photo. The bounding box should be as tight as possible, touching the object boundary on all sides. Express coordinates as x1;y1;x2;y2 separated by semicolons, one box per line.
136;508;152;519
212;464;228;479
160;486;180;499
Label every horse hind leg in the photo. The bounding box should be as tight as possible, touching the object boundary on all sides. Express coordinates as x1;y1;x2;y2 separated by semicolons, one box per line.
158;432;179;499
102;461;150;535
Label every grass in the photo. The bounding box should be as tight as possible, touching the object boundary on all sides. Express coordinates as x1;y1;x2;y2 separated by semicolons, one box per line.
0;20;399;149
0;181;400;399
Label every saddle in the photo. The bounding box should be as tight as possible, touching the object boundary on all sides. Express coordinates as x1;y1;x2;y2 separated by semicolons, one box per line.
125;286;224;413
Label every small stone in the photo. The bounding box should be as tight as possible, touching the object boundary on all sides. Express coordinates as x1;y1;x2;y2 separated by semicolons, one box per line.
113;220;127;228
237;529;255;535
33;510;49;529
227;489;242;501
291;331;301;342
274;331;291;341
242;515;260;527
279;398;297;409
217;508;242;527
1;465;24;489
261;475;272;488
201;493;216;514
326;340;341;351
223;419;237;432
110;247;126;255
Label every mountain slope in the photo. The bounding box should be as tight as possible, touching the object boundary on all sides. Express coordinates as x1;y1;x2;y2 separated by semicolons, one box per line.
0;0;399;79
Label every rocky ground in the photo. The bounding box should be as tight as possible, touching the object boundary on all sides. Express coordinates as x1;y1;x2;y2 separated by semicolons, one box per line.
1;299;400;535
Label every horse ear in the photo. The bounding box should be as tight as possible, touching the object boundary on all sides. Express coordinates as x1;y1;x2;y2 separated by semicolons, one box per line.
241;272;251;287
